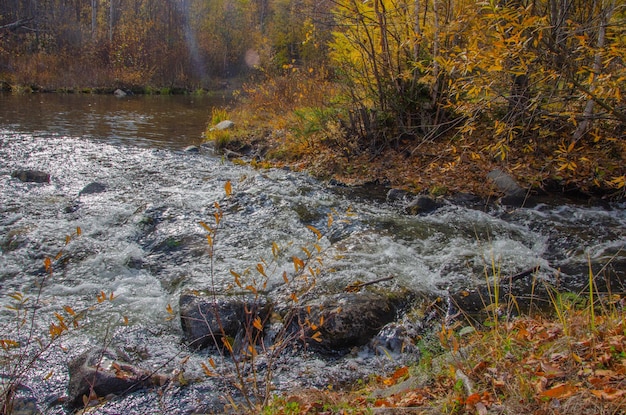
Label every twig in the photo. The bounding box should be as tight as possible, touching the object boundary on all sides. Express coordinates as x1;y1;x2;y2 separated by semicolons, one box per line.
345;275;394;292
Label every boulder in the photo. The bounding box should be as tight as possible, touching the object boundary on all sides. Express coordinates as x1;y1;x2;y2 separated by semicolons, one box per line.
113;89;127;98
179;291;270;350
487;169;527;206
11;170;50;183
79;182;107;196
293;290;406;353
67;348;168;409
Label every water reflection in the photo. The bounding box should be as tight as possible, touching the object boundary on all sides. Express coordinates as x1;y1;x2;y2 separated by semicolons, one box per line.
0;93;227;148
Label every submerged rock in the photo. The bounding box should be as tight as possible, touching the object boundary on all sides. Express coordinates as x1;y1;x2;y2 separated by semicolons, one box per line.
11;170;50;183
79;182;107;196
183;145;200;153
404;195;442;215
179;290;270;349
67;348;168;409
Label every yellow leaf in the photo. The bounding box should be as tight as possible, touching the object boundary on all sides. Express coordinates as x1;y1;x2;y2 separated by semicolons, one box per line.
199;221;213;233
63;305;75;316
311;331;323;342
166;304;174;315
201;362;217;377
293;256;305;272
76;227;82;236
230;270;242;287
282;271;289;284
306;225;322;240
253;317;263;331
209;357;216;368
256;263;266;277
44;257;52;272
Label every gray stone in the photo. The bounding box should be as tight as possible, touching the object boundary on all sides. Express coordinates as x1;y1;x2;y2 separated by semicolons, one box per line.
11;170;50;183
487;169;525;197
213;120;234;131
113;89;127;97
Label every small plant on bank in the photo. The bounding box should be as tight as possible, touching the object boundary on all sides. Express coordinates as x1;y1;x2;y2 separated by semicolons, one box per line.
191;181;333;412
0;228;116;414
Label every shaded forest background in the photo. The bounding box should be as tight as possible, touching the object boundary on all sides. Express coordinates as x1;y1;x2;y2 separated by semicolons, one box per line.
1;0;625;195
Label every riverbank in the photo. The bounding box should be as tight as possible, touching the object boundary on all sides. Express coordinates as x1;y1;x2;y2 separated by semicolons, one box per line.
208;76;626;204
262;299;626;415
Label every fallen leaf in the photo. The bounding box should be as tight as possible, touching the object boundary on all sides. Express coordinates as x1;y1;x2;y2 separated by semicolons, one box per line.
590;387;626;401
538;383;577;399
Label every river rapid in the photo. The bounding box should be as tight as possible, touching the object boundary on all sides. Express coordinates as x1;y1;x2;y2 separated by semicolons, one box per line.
0;93;625;414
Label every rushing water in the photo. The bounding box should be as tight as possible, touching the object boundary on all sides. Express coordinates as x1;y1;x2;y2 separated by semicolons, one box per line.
0;93;625;414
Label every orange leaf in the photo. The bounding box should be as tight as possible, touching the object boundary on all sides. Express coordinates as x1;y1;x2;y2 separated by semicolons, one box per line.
253;316;263;331
201;362;217;377
590;387;626;401
539;383;577;399
465;393;481;405
224;180;232;197
391;366;409;382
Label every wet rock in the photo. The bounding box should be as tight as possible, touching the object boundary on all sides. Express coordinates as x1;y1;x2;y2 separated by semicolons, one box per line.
11;170;50;183
79;182;107;196
369;322;420;355
113;89;127;97
386;188;410;203
183;145;200;153
179;291;270;349
404;195;442;215
67;348;168;409
295;291;406;353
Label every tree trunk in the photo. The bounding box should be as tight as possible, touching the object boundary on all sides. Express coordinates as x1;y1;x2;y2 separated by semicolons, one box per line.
572;0;615;142
91;0;97;40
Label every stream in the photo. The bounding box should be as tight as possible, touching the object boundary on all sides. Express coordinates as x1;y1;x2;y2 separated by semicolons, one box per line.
0;93;625;414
